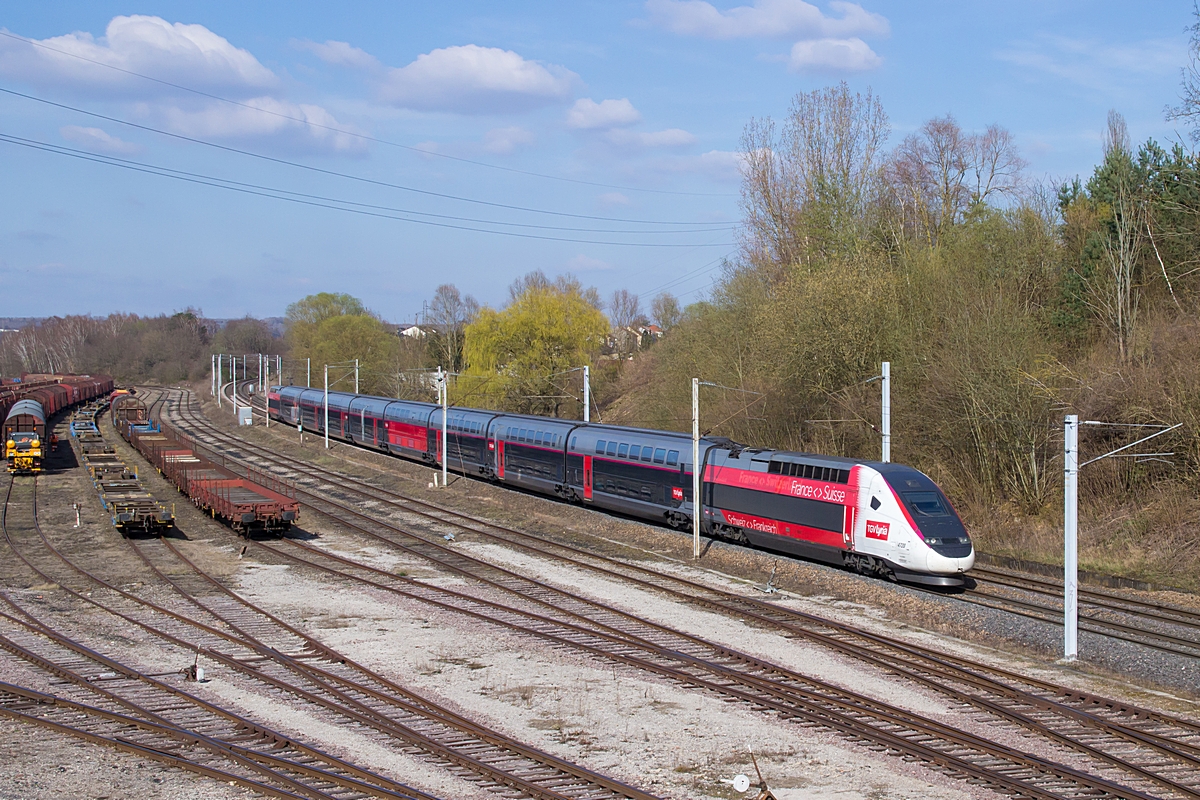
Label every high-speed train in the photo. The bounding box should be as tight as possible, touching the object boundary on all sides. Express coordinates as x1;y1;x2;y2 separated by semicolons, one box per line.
269;385;974;586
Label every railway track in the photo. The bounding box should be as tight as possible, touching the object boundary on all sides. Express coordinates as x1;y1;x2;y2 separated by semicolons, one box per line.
4;411;653;800
964;565;1200;659
1;475;438;800
177;383;1200;799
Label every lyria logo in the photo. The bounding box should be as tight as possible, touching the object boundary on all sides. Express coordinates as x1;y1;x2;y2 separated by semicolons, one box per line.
672;486;684;501
865;521;890;540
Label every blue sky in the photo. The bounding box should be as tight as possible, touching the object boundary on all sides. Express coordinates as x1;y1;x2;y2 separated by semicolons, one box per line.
0;1;1193;320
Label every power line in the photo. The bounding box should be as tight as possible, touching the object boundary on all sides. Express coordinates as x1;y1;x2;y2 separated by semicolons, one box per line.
0;133;734;236
0;87;735;228
0;133;735;247
0;29;736;199
634;252;732;299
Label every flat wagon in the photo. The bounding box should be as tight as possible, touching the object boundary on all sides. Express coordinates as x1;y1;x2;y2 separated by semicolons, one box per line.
70;400;174;533
121;418;299;535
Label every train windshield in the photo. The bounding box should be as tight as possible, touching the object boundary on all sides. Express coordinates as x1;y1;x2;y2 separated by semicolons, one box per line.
903;491;949;516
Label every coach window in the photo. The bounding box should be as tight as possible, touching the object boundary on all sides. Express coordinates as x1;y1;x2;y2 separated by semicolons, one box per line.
572;436;577;449
653;448;666;464
642;447;653;462
596;440;606;454
666;450;679;466
606;441;618;456
628;445;640;460
618;443;629;458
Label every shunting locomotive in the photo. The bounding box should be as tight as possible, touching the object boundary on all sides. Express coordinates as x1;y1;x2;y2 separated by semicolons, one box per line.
4;399;46;473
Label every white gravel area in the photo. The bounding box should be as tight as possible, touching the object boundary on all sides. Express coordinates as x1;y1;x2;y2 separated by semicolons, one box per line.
234;541;986;800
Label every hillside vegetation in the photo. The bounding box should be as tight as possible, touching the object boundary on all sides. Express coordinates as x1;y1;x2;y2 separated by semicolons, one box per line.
604;88;1200;588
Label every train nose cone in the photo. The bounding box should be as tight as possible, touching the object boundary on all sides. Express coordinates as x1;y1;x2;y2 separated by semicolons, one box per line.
924;545;975;573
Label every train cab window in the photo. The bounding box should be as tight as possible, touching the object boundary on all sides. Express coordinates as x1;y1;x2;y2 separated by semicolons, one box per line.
904;492;949;516
606;441;618;456
596;440;606;454
618;443;629;458
629;445;640;460
653;448;666;464
666;450;679;466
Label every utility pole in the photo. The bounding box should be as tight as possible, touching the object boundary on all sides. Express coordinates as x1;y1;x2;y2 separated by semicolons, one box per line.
217;354;223;407
265;358;270;428
1063;414;1079;661
307;358;311;388
276;355;281;381
232;357;239;418
583;365;591;423
692;377;700;559
881;361;891;463
355;358;359;394
211;354;216;396
324;365;329;450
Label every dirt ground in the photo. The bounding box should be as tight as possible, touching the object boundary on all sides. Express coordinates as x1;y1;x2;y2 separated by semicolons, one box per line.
2;390;1197;800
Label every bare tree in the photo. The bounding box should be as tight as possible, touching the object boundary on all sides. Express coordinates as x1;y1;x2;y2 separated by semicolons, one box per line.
887;116;1026;245
969;125;1027;204
608;289;645;357
428;284;479;371
1088;110;1144;361
740;82;890;275
1167;5;1200;142
507;270;550;304
650;292;682;331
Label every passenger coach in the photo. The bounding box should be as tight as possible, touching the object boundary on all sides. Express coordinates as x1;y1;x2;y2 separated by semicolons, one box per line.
268;384;974;586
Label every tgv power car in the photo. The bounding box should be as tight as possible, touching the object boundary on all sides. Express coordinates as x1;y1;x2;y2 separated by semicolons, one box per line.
269;385;974;586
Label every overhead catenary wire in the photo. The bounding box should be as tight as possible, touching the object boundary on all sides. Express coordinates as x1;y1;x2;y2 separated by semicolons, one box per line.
0;29;735;199
0;87;734;228
0;133;735;248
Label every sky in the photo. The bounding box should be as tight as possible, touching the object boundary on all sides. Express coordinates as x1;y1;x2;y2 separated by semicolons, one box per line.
0;1;1194;321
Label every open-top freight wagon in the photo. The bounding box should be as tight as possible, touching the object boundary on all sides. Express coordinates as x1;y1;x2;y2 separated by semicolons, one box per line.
118;412;299;535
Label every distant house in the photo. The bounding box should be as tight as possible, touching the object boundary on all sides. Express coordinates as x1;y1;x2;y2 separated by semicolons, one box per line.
398;324;427;338
397;322;446;339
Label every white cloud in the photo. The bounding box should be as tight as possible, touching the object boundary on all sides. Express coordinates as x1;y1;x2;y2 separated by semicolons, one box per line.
996;35;1183;93
605;127;697;149
156;97;368;154
788;37;880;71
0;15;276;97
567;98;642;129
483;125;535;154
0;17;365;155
598;192;631;207
60;125;143;155
381;44;577;113
655;149;746;181
296;39;380;71
567;254;612;272
643;0;887;40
